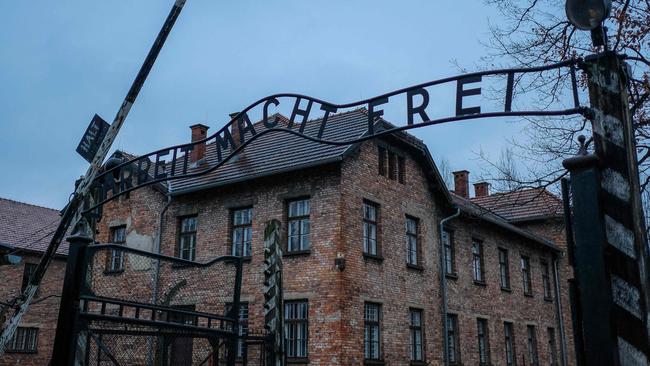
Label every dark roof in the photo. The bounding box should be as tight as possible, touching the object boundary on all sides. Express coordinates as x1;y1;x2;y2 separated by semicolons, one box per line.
116;109;552;251
170;110;369;194
452;193;560;252
0;197;67;256
470;188;563;222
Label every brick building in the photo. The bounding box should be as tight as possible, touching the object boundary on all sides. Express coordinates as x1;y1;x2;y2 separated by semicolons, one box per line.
0;197;66;365
90;108;575;365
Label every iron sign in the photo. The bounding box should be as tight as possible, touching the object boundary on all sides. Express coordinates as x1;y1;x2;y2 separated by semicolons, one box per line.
84;59;587;213
75;114;110;163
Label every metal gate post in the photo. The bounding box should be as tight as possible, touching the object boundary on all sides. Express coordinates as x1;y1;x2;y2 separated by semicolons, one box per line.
226;257;243;366
563;51;650;365
263;220;284;366
51;229;92;365
563;150;614;365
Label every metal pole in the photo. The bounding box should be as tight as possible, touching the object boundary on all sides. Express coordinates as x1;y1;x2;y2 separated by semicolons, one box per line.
226;256;243;366
0;0;188;354
50;230;92;365
438;207;460;366
563;51;650;365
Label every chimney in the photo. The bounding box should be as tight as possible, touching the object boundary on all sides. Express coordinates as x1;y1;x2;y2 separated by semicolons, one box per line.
452;170;470;198
190;124;209;163
474;182;490;198
229;112;241;147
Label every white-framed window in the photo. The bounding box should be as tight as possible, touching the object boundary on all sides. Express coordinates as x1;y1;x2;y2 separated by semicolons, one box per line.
178;216;197;261
410;309;424;361
287;199;310;252
363;202;379;256
443;229;456;275
472;240;485;283
108;226;126;271
285;300;308;359
231;208;252;257
521;256;533;296
406;216;419;266
7;327;38;353
477;318;490;365
499;248;510;289
364;302;381;360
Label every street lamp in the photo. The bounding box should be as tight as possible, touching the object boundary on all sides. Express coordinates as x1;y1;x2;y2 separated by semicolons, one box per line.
565;0;611;30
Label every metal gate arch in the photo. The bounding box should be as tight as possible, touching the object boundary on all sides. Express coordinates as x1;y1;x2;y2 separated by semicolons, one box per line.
52;234;244;366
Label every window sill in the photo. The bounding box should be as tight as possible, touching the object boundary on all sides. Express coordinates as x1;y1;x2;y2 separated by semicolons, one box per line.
364;360;385;366
287;357;310;364
473;280;487;287
524;293;534;298
445;273;458;280
501;287;512;293
284;250;311;257
103;269;125;275
363;253;384;262
406;263;424;271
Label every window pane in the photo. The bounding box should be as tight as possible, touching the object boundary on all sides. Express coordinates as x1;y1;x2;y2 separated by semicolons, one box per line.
285;301;308;358
364;303;381;360
364;203;376;221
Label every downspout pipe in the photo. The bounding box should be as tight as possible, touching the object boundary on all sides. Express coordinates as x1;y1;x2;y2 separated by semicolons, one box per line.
152;194;173;305
147;194;173;366
439;206;461;366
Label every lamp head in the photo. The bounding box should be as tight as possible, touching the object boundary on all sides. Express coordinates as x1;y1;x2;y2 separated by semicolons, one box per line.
565;0;612;30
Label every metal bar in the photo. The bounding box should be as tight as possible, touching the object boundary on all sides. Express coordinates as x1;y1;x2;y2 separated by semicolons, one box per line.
50;233;92;365
561;178;576;267
80;295;235;323
570;63;581;109
87;243;242;268
79;313;238;337
88;331;122;366
0;0;189;354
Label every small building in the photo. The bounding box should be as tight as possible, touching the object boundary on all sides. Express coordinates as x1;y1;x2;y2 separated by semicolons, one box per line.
0;197;66;366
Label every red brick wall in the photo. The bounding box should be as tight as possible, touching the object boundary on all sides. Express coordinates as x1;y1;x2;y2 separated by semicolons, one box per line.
445;219;562;366
338;140;566;366
518;219;576;366
0;254;66;366
339;140;444;365
86;138;571;366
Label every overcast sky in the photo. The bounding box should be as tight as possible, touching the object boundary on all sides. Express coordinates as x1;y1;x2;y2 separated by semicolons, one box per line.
0;0;528;209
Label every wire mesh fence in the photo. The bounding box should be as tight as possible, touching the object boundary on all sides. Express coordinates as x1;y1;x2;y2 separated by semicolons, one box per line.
72;244;243;365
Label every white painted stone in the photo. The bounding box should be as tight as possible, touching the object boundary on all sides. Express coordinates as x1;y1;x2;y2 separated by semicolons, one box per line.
618;337;648;366
590;66;621;94
593;109;624;148
612;274;642;320
605;215;637;259
602;168;631;203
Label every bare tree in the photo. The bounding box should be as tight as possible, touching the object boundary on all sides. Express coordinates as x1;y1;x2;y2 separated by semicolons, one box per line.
478;147;525;192
479;0;650;196
437;157;454;189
